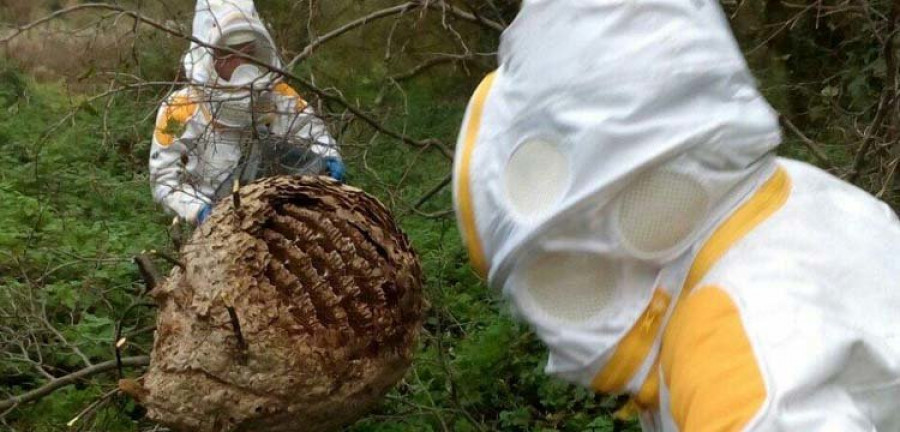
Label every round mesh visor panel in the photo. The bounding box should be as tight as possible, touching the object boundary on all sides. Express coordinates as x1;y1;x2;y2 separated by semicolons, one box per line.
504;138;570;220
520;252;615;324
616;170;709;257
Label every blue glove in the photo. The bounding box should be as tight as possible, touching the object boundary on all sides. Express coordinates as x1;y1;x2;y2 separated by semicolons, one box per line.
195;204;212;225
324;157;346;183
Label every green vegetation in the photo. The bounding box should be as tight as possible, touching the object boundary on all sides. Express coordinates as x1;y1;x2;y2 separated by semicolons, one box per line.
0;38;627;432
0;1;897;431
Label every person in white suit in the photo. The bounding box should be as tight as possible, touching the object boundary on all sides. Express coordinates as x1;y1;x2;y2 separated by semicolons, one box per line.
149;0;343;224
452;1;900;430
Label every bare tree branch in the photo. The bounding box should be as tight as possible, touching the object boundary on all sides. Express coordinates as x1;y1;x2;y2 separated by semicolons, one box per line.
0;3;454;160
0;5;104;45
780;115;834;169
287;2;420;68
133;254;161;293
427;1;505;33
0;356;150;411
849;1;899;182
38;312;93;369
390;53;490;82
65;387;120;428
414;174;452;210
876;156;900;199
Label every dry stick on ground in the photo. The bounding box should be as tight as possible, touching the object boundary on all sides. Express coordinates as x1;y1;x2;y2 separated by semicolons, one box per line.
780;115;834;169
413;174;452;210
0;356;150;411
66;387;120;428
391;56;460;82
390;53;490;82
0;3;455;160
412;208;454;219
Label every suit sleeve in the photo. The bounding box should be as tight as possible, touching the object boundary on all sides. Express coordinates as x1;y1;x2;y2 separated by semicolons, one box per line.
661;286;880;432
271;83;340;160
148;90;210;222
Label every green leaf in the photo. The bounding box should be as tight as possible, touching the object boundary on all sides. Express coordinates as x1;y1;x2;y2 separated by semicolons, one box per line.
821;85;839;98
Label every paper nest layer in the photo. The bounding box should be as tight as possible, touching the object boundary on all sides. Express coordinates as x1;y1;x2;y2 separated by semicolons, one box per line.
124;176;424;432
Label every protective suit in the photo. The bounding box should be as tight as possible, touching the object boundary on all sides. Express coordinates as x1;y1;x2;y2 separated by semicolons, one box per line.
452;1;900;430
149;0;340;223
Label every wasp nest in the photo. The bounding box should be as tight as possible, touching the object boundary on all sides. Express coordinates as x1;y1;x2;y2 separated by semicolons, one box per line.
126;176;424;432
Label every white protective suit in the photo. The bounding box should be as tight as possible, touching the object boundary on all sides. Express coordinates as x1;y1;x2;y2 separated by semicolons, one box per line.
149;0;339;223
452;1;900;430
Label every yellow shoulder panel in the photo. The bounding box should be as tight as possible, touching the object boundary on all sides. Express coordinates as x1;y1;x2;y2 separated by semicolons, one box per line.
154;91;198;147
273;82;308;112
661;287;766;432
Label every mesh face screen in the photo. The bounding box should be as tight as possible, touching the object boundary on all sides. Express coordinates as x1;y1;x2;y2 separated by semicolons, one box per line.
617;170;708;256
504;138;570;220
521;252;614;324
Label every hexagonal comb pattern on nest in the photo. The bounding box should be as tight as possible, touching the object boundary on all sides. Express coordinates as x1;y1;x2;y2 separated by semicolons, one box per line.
132;176;424;432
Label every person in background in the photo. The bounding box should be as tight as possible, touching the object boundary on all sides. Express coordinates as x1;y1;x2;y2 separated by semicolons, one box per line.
452;0;900;430
149;0;344;225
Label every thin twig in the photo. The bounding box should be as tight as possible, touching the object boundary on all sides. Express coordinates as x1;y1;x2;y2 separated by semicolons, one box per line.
226;306;248;365
849;3;898;182
39;309;93;368
747;3;817;55
148;250;184;269
426;1;505;33
0;356;150;411
66;387;120;428
414;174;452;209
1;3;454;160
876;156;900;199
232;178;242;214
780;115;834;169
169;216;184;251
390;53;489;82
287;2;420;68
